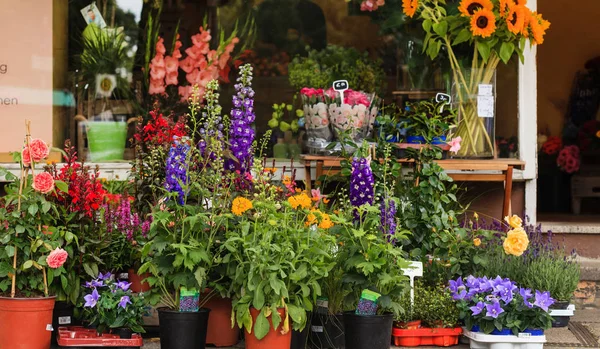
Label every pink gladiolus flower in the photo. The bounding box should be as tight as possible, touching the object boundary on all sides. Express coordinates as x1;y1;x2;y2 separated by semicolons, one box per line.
180;56;195;73
150;54;165;68
186;69;201;85
46;248;68;269
165;56;179;74
149;79;166;95
449;137;462;153
22;139;50;166
155;38;166;56
165;72;178;86
150;65;166;80
32;172;55;194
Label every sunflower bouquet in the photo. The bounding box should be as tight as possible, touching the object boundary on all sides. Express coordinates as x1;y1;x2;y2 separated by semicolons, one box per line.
403;0;550;157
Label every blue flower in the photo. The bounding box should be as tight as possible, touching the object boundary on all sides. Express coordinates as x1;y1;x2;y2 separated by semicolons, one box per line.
380;198;397;242
118;296;131;309
165;138;190;204
485;300;504;318
116;281;131;291
350;157;374;221
533;290;555;312
470;301;485;316
448;277;464;293
97;272;112;281
227;64;255;173
84;289;100;308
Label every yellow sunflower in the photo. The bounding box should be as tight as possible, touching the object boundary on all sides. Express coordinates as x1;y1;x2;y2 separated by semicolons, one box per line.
231;197;253;216
470;8;497;38
402;0;419;18
506;5;526;34
499;0;514;18
458;0;494;17
529;11;550;45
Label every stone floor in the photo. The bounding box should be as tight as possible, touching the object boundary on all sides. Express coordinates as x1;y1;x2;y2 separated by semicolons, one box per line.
55;307;600;348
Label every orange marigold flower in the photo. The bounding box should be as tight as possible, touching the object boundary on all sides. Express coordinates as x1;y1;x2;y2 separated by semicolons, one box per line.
470;8;497;38
402;0;419;18
231;197;253;216
288;192;312;209
263;167;277;174
318;214;334;229
282;175;292;186
459;0;493;17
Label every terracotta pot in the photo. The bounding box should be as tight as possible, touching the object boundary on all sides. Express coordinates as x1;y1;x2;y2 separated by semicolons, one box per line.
245;307;291;349
0;296;56;349
128;268;151;293
204;294;240;347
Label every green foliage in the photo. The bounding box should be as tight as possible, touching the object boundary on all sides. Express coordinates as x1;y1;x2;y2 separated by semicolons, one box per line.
403;100;457;142
522;251;580;302
79;277;147;334
288;45;386;94
398;281;459;328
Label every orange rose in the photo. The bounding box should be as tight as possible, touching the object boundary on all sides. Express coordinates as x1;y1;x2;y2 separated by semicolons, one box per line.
473;238;481;247
503;227;529;256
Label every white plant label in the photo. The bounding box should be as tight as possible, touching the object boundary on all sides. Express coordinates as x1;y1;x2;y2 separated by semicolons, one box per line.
46;324;54;331
58;316;72;325
477;95;494;118
333;80;349;105
311;326;324;333
478;84;493;96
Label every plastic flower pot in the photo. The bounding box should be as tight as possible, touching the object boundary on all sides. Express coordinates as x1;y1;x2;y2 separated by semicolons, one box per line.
127;268;151;293
395;320;422;330
309;312;345;349
0;296;56;349
51;300;77;346
550;301;572;328
158;307;210;349
343;311;394;349
203;294;240;347
291;311;312;349
56;326;143;347
463;328;546;349
431;135;447;145
245;307;291;349
407;135;426;144
392;327;463;347
85;121;128;161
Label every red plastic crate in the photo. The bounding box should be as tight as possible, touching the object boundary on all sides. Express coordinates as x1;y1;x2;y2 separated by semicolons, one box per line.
392;327;463;347
57;326;143;347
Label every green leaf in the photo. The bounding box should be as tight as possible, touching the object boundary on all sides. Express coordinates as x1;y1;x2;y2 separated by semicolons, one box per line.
15;225;25;234
194;267;206;288
42;201;52;213
499;42;515;64
453;29;471;46
65;231;74;244
253;311;270;340
23;260;33;269
28;204;38;216
60;275;68;291
5;245;15;258
287;304;305;325
422;19;432;33
253;282;265;310
55;180;69;193
433;21;448;37
477;41;491;62
83;263;96;278
271;305;282;330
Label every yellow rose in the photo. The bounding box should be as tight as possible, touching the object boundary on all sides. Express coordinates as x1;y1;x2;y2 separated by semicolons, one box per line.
504;214;523;229
473;238;481;247
503;227;529;256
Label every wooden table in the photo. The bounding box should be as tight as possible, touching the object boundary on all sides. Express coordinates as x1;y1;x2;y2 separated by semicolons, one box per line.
301;155;526;219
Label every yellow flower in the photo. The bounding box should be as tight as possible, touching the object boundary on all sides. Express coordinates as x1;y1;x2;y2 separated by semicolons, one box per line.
231;197;253;216
458;0;493;17
506;5;526;34
528;11;550;45
282;175;292;186
318;214;334;229
503;227;529;256
504;214;523;229
288;193;312;209
305;210;319;227
473;212;479;220
473;238;482;247
295;188;302;194
263;167;277;174
470;8;497;38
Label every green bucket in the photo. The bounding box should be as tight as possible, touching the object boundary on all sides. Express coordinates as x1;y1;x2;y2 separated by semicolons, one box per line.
86;121;127;161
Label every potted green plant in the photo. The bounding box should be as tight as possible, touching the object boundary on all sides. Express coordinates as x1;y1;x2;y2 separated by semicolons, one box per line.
222;164;336;349
79;274;146;337
402;99;456;148
138;82;232;349
0;126;73;349
268;99;305;159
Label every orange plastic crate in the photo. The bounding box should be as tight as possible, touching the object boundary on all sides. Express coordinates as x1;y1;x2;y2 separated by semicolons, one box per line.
392;327;463;347
57;326;143;347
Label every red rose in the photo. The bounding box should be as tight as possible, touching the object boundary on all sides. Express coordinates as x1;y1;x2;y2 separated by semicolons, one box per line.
22;139;50;167
32;172;55;194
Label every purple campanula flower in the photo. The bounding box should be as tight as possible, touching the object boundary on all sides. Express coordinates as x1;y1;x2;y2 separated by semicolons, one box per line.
84;289;100;308
227;64;255;173
118;296;131;309
520;288;534;308
465;275;480;290
98;272;112;281
494;285;514;304
470;301;485;316
485;300;504;318
533;290;555;312
84;280;103;288
448;277;464;293
116;281;132;291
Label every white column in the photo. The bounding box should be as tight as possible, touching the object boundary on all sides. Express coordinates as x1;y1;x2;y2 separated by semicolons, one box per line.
518;0;538;223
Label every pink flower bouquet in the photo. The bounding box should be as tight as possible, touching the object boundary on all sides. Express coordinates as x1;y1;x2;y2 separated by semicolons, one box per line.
325;89;379;141
301;88;333;149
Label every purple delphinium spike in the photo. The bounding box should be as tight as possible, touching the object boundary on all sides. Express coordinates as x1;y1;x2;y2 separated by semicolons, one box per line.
380;198;397;243
349;157;374;221
227;64;255;173
165;137;191;204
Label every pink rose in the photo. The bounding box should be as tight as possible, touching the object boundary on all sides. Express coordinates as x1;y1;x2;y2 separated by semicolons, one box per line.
22;138;50;166
449;137;462;153
46;248;68;269
32;172;55;194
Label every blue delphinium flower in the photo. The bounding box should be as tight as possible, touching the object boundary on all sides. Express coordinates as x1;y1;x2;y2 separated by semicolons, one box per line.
165;137;191;204
350;157;374;221
485;300;504;318
227;64;255;173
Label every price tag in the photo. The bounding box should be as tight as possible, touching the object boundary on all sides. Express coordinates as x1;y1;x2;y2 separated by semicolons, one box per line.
478;84;493;96
333;80;349;104
46;324;54;331
58;316;72;325
477;95;494;118
311;326;324;333
435;93;451;104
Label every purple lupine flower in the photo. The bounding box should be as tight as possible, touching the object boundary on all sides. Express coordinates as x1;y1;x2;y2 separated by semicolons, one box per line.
533;290;555;312
116;281;132;291
84;289;100;308
349;157;374;221
485;300;504;318
118;296;131;309
227;64;255;173
470;301;485;316
380;198;397;242
165;137;191;204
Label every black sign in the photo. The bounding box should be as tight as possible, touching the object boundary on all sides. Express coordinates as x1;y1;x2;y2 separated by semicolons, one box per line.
333;80;349;91
435;93;451;104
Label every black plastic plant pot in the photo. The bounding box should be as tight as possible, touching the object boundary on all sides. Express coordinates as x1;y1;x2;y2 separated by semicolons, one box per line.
343;312;393;349
158;307;211;349
291;312;312;349
551;301;571;328
115;327;133;339
309;312;345;349
51;301;75;346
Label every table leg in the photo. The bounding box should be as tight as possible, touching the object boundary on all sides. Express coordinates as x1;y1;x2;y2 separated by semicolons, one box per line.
315;161;323;190
502;166;514;218
305;161;312;193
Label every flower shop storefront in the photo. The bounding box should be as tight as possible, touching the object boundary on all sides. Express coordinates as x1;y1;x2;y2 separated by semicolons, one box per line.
0;1;588;349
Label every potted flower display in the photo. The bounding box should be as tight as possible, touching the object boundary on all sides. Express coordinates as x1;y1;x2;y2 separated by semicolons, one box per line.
138;81;233;349
301;87;332;152
222;163;336;349
79;273;146;337
326;88;380;143
450;275;555;348
0;124;72;349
